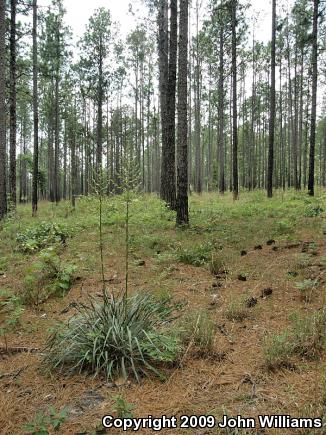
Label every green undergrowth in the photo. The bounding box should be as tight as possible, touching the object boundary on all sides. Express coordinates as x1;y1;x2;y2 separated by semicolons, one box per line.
23;248;76;306
0;190;324;331
1;191;324;262
16;222;71;253
264;308;326;370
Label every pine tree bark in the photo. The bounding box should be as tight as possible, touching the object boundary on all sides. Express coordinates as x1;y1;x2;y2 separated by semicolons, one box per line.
0;0;6;219
293;46;299;189
267;0;276;198
231;0;239;200
71;104;77;209
298;47;304;188
54;18;60;203
32;0;39;216
308;0;318;196
165;0;177;207
9;0;17;207
194;0;202;194
218;25;225;194
249;29;256;190
158;0;168;197
63;120;67;199
160;0;176;209
176;0;188;226
207;63;212;191
20;115;27;202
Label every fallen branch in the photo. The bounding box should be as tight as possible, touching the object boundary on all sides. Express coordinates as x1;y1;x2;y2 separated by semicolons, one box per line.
0;365;28;380
0;346;39;355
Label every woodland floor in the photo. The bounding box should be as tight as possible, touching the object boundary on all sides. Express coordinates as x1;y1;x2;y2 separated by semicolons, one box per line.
0;190;325;435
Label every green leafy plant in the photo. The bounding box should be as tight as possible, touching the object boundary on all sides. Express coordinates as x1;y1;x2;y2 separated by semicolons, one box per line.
23;249;76;305
177;242;213;267
112;395;134;418
275;219;295;235
23;406;67;434
16;222;70;253
0;290;24;334
304;203;324;217
44;292;179;381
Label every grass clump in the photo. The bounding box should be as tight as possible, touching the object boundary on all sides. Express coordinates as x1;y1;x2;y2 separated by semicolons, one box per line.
295;279;318;302
295;253;312;269
225;295;249;322
23;249;76;305
209;253;226;276
16;222;70;253
44;292;180;382
264;308;326;370
263;330;293;370
178;309;215;355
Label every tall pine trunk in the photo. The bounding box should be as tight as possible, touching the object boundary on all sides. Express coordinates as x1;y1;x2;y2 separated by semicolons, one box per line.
194;0;202;194
32;0;39;216
160;0;176;209
176;0;189;226
218;26;225;194
308;0;318;196
54;19;60;203
231;0;238;200
267;0;276;198
9;0;17;207
0;0;6;219
165;0;177;208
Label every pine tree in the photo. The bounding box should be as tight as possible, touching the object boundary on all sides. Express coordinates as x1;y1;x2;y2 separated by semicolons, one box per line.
176;0;189;226
231;0;239;200
308;0;319;196
267;0;276;198
32;0;39;216
0;0;6;219
9;0;17;208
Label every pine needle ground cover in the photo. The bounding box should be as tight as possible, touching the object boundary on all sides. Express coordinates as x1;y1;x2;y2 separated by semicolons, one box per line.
0;190;325;434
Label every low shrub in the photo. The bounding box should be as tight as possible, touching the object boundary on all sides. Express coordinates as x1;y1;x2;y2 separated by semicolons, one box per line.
177;242;212;267
23;249;76;305
16;222;70;253
275;219;295;235
44;292;180;381
0;290;24;334
304;202;324;217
